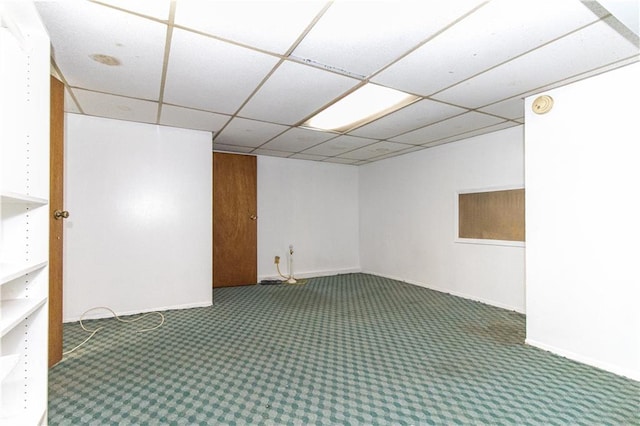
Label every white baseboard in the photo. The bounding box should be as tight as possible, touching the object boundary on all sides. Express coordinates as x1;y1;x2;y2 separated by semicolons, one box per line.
361;270;525;314
258;267;362;282
525;338;640;382
63;300;213;323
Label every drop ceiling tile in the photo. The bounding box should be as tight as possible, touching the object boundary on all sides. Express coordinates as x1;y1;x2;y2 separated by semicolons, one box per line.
259;127;337;152
424;121;521;147
159;104;230;132
478;98;524;120
252;149;292;158
64;88;81;113
35;1;166;100
292;0;485;77
349;99;467;140
91;0;171;20
213;144;255;154
289;153;329;162
338;141;414;161
390;112;505;145
370;145;425;162
372;0;604;96
302;135;377;156
72;89;158;124
239;60;359;125
174;0;327;54
322;157;360;165
433;18;640;109
164;28;280;114
214;118;289;148
519;56;639;100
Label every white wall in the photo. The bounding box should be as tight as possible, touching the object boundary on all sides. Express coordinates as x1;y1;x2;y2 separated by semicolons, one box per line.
257;156;360;280
359;126;525;312
64;114;212;321
525;63;640;380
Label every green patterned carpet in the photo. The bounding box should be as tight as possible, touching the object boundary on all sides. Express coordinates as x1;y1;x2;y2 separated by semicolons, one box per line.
49;274;639;425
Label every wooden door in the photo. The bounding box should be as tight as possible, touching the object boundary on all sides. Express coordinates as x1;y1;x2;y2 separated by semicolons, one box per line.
49;76;65;367
213;153;257;287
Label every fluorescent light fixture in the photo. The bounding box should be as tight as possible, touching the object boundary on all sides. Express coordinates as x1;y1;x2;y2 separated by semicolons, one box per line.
304;83;419;132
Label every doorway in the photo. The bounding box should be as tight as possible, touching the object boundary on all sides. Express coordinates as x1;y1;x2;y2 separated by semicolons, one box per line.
212;153;257;287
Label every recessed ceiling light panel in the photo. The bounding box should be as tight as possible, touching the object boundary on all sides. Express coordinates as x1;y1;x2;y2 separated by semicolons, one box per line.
304;83;419;133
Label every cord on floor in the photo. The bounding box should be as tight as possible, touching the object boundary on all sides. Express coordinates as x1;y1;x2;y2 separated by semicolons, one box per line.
62;307;165;356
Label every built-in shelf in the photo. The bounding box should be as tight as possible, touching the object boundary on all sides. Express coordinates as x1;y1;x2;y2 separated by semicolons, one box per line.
0;297;47;337
0;261;48;286
0;191;48;205
0;3;49;422
0;354;20;382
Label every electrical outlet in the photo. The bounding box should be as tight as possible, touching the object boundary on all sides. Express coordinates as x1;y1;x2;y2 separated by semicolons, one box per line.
274;256;280;264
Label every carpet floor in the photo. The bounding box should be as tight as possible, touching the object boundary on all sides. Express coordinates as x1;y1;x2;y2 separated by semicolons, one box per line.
48;273;639;425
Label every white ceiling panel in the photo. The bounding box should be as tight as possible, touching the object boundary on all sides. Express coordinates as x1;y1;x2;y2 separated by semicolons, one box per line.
366;145;426;162
424;121;521;148
73;89;158;124
239;60;360;125
323;157;360;165
93;0;171;20
214;118;289;148
292;0;485;78
372;0;604;96
338;141;414;161
433;18;640;108
174;0;327;54
259;127;337;152
213;144;255;154
350;99;467;140
390;112;505;145
164;28;280;114
289;153;329;161
64;88;81;113
252;148;292;158
159;104;230;132
478;97;524;120
35;0;166;100
302;135;377;156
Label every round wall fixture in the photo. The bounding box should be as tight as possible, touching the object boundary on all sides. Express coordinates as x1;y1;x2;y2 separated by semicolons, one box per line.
532;95;554;114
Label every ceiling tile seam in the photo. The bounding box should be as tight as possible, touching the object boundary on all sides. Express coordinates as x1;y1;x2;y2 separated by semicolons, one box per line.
375;110;471;142
245;124;296;152
156;0;177;124
473;54;640;113
172;24;286;60
365;0;491;81
281;1;333;57
162;101;234;118
428;15;612;99
50;58;84;114
296;132;387;157
88;0;172;24
65;85;159;104
420;120;512;147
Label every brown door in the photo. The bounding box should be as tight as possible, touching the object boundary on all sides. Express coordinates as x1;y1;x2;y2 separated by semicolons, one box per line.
49;76;65;367
213;153;257;287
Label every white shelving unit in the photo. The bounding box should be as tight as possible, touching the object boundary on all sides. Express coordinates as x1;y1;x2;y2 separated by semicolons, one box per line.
0;2;50;425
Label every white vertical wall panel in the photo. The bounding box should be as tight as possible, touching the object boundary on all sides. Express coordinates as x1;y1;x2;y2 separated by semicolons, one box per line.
257;156;360;280
360;126;525;312
525;63;640;380
63;114;212;321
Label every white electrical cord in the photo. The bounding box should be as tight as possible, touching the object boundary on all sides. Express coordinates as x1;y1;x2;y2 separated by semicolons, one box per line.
62;307;165;356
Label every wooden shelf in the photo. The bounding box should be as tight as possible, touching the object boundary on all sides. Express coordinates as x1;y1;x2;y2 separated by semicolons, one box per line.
0;191;48;206
0;261;47;286
0;297;47;337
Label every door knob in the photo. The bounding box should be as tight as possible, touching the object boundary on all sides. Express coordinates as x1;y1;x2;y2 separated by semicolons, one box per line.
53;210;69;220
249;214;257;221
